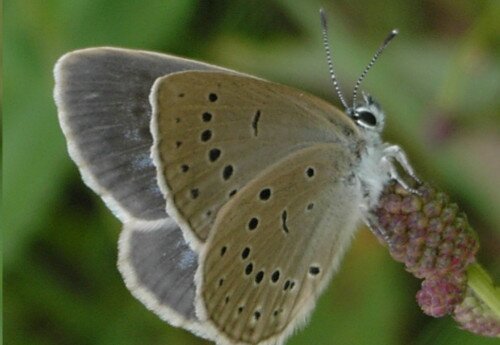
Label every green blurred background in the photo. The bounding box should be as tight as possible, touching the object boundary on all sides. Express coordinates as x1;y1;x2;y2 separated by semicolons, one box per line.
3;0;500;344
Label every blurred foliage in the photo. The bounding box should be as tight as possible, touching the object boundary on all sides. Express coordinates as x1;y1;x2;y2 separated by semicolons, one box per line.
3;0;499;344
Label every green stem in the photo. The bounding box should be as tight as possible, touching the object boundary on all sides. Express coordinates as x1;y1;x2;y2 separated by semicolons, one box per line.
466;262;500;317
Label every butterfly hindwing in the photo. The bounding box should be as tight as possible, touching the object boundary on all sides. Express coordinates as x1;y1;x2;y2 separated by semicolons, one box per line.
151;71;360;247
197;143;362;345
118;218;205;333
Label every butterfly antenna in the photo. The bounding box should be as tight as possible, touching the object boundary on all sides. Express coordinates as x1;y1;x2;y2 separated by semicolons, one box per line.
352;29;399;107
320;8;349;110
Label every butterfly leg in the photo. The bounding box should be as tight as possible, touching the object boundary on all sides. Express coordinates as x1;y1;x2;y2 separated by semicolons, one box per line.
383;145;421;183
381;145;421;194
363;211;393;244
363;146;422;245
381;156;419;194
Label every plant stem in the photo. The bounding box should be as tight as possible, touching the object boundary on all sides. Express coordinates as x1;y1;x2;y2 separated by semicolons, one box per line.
467;262;500;317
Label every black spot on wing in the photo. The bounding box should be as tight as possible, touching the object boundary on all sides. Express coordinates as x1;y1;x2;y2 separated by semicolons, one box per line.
252;110;261;136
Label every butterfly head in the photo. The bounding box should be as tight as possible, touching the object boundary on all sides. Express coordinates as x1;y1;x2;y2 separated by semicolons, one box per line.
348;92;385;132
320;8;396;136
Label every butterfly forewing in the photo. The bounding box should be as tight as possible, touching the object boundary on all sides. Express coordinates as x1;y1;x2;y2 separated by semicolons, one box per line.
151;71;360;244
54;48;232;222
199;143;362;345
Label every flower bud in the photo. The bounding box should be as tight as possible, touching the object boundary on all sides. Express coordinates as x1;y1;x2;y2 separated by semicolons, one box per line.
416;275;466;317
370;181;479;280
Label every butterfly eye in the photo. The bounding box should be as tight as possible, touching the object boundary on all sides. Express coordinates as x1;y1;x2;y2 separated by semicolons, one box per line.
356;111;377;127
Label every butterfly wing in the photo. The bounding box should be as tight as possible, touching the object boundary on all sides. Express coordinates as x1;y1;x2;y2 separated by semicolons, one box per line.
54;48;235;221
151;71;360;249
118;219;207;335
197;143;362;345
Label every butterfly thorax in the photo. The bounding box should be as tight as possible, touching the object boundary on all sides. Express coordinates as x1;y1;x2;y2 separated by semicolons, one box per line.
356;136;390;211
348;93;392;213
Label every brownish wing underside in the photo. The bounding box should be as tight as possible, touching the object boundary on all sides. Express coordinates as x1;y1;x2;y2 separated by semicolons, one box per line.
152;71;359;243
200;143;361;344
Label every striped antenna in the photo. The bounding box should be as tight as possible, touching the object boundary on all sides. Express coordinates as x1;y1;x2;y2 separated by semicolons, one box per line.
352;29;399;107
320;8;349;110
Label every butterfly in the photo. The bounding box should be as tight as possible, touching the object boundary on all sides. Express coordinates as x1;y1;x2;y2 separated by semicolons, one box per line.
54;10;420;345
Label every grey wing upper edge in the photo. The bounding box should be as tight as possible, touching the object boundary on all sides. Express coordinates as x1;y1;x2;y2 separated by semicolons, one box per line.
53;47;232;222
